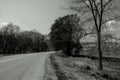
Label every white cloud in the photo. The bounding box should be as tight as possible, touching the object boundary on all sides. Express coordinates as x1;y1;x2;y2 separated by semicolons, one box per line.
0;22;8;26
0;22;8;28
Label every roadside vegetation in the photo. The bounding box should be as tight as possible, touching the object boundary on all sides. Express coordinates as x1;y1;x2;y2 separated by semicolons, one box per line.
0;23;49;55
47;0;120;79
49;14;83;56
46;51;120;80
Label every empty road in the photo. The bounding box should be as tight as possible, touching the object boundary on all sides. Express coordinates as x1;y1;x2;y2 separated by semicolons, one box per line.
0;52;52;80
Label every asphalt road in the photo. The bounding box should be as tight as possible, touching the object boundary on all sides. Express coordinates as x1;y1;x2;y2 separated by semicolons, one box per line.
0;52;52;80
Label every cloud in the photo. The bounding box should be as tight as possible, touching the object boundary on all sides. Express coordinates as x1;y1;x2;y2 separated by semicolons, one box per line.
0;22;8;28
0;22;8;26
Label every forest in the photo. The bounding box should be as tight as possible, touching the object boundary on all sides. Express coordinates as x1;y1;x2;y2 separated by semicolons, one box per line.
0;23;49;55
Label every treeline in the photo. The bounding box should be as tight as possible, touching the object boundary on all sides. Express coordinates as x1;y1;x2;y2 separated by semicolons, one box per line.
0;23;49;55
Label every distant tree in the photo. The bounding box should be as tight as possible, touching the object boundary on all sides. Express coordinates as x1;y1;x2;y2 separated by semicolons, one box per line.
18;30;48;52
0;23;49;55
50;14;84;56
0;23;20;54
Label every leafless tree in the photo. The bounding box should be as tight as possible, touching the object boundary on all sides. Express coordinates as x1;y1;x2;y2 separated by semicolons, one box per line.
70;0;120;70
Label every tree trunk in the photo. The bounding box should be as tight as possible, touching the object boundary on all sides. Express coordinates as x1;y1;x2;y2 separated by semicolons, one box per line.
97;32;103;70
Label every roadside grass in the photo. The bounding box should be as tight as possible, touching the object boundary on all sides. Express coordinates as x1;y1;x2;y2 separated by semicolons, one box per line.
43;55;58;80
49;53;96;80
48;52;120;80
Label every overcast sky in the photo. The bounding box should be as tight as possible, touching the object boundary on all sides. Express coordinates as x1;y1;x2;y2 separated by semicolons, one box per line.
0;0;70;34
0;0;120;35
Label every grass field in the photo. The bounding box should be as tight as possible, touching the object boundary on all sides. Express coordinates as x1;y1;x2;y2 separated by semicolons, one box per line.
47;51;120;80
44;42;120;80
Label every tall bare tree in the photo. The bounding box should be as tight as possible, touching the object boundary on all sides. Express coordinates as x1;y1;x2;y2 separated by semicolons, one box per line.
71;0;120;70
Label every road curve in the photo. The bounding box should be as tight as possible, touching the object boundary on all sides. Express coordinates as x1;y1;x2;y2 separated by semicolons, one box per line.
0;52;52;80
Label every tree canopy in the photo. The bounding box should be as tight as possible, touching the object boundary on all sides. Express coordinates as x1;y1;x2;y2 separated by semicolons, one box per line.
0;23;48;55
50;14;84;56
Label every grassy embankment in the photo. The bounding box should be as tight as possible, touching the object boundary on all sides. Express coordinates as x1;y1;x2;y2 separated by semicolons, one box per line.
44;52;120;80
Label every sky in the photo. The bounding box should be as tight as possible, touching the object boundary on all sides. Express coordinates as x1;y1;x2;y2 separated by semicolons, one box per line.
0;0;70;34
0;0;120;36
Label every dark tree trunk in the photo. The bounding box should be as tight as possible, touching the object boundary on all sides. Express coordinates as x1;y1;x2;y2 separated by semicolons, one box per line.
97;32;103;70
63;42;72;56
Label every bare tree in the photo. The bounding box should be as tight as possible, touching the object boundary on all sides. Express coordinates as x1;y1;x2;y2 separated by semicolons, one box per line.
71;0;120;70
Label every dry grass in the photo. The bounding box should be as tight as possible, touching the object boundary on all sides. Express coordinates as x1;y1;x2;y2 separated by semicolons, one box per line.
58;52;120;80
49;53;96;80
43;55;58;80
45;50;120;80
50;53;77;80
